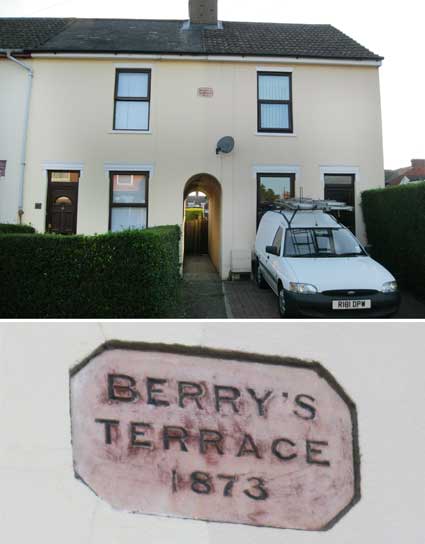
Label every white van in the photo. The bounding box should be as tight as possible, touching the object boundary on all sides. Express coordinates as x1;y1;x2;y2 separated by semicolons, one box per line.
255;203;400;318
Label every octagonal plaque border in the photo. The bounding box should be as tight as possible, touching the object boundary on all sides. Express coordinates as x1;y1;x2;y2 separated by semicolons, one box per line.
69;340;361;531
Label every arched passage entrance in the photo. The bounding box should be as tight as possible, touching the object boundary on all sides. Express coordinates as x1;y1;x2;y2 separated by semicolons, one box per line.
183;173;222;274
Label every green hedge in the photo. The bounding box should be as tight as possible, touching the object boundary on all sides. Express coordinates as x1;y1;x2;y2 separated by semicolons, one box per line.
185;208;204;221
0;223;35;234
362;182;425;296
0;226;181;318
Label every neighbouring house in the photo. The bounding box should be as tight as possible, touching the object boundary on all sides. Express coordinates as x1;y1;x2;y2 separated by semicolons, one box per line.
0;0;385;279
386;159;425;186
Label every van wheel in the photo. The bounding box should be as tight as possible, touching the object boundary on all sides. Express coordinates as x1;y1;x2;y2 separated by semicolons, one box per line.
255;261;267;289
278;286;288;318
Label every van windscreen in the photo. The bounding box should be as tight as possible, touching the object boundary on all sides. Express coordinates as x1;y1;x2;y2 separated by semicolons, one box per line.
284;228;365;258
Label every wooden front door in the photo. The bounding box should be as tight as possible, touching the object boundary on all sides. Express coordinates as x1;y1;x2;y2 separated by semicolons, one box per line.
46;171;79;234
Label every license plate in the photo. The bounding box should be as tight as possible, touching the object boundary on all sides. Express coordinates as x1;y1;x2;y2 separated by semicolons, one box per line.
332;299;371;310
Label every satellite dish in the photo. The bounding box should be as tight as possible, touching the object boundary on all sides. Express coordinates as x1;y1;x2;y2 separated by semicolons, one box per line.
216;136;235;155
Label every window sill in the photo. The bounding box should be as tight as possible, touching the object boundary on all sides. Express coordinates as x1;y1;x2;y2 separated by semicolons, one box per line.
109;130;152;135
256;132;296;137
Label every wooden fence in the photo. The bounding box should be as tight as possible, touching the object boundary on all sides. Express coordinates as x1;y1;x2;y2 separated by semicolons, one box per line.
185;217;208;255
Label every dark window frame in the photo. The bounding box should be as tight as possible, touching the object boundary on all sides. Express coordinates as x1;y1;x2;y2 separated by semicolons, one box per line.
108;171;150;231
324;173;356;234
257;172;296;227
257;72;293;134
113;69;152;132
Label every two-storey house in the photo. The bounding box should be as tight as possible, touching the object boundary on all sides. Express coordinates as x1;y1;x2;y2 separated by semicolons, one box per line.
0;0;385;279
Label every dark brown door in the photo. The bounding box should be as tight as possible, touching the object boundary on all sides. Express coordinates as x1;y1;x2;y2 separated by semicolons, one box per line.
184;217;208;255
324;174;356;234
46;181;79;234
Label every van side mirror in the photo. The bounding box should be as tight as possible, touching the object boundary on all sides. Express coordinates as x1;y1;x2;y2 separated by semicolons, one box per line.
266;245;279;256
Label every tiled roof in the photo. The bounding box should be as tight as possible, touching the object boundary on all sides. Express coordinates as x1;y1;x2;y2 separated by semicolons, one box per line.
387;162;425;186
0;18;72;50
202;21;382;60
0;17;383;61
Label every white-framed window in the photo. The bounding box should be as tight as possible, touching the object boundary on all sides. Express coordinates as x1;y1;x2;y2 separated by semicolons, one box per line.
113;70;151;131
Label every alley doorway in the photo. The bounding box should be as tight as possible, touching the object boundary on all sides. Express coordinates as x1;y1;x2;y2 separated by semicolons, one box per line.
184;190;209;255
183;173;222;275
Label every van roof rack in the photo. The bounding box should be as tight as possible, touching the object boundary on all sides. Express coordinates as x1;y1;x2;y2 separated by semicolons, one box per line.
272;198;353;212
269;198;353;227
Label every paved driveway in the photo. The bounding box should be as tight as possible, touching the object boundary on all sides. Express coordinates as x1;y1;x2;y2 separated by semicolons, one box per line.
223;280;425;319
181;255;425;319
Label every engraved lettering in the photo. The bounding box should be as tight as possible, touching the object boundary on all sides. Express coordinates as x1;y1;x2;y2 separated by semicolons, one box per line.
306;440;331;466
246;388;273;416
163;426;189;452
214;385;241;413
199;429;224;455
130;422;153;449
294;394;316;420
271;438;297;461
236;433;262;459
178;381;204;409
107;374;139;402
147;377;170;407
95;418;120;444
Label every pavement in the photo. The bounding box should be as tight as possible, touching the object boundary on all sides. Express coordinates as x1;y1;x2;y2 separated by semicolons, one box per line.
182;255;227;319
182;255;425;319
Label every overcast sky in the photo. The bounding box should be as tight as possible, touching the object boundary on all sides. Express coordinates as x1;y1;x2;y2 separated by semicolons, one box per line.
1;0;423;169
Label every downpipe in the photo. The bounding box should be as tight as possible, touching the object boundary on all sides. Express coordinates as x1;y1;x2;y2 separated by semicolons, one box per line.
2;50;33;224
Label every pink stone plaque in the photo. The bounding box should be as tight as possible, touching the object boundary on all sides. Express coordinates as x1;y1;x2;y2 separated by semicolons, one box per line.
198;87;214;97
70;342;360;531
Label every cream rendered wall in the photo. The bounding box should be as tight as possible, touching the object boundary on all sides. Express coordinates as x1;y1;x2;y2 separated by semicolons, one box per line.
23;58;384;278
208;182;221;272
0;322;423;544
0;59;33;224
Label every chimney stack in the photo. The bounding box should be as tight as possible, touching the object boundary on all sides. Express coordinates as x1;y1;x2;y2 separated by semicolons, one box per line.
189;0;218;25
411;159;425;168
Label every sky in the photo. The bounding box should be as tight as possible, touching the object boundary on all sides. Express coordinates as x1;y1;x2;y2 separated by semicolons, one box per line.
1;0;424;169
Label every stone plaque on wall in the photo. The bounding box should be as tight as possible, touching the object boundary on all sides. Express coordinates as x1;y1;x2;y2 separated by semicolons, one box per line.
198;87;214;97
70;342;360;531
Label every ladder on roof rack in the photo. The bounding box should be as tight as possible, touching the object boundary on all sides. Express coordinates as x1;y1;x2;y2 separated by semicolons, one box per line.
269;198;354;228
272;198;353;211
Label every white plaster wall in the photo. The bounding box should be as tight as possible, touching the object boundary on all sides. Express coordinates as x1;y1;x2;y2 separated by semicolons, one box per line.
0;59;33;224
0;322;423;544
17;58;384;277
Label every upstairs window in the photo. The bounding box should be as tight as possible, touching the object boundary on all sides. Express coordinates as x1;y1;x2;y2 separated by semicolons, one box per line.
257;72;293;133
0;160;6;177
113;70;151;131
